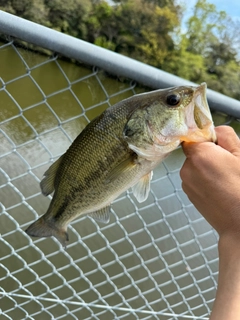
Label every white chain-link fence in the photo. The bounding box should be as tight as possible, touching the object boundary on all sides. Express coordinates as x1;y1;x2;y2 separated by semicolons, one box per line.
1;12;240;320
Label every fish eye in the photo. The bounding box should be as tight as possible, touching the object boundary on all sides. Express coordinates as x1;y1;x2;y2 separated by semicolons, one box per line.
166;93;181;106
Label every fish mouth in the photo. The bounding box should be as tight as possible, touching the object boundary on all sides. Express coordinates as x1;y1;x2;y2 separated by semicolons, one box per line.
181;83;216;143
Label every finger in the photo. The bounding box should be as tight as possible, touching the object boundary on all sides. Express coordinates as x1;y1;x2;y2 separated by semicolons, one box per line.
215;126;240;153
182;126;240;157
181;141;214;158
179;160;190;183
180;157;198;186
181;141;195;157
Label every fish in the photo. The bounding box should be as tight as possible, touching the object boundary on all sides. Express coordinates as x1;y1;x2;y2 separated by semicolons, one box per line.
25;82;216;247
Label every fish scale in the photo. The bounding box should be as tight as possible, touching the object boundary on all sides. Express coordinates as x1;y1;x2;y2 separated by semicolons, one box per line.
26;83;216;246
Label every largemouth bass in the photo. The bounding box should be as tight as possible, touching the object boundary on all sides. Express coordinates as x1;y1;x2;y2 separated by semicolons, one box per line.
26;83;216;247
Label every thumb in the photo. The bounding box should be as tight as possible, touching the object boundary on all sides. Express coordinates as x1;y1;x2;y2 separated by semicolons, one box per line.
215;126;240;154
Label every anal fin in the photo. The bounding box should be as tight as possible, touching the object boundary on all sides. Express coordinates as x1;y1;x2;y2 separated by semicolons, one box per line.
132;171;153;203
88;206;111;224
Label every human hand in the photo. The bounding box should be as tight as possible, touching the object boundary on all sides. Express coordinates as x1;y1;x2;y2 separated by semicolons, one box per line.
180;125;240;239
180;125;240;319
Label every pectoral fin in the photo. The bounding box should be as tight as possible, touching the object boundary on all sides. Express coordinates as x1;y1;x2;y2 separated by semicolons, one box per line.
88;206;111;224
128;143;173;161
104;157;137;184
40;155;64;196
132;171;153;203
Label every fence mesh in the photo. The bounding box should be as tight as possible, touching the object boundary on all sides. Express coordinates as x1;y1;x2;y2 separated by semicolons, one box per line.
0;31;239;320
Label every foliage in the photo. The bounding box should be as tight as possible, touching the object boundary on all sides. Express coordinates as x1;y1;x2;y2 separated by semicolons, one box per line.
46;0;91;38
85;0;180;68
1;0;239;99
164;0;240;99
182;0;240;99
0;0;50;25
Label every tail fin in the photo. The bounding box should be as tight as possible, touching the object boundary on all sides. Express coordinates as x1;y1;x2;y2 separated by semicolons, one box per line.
25;217;69;248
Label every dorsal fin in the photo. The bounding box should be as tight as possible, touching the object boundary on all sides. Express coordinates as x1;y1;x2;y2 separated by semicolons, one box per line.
88;206;111;224
40;155;64;196
132;171;153;203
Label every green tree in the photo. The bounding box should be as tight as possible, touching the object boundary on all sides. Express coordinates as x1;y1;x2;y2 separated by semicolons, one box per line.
86;0;181;67
45;0;91;38
162;35;206;82
0;0;49;25
165;0;240;99
185;0;226;56
0;0;15;14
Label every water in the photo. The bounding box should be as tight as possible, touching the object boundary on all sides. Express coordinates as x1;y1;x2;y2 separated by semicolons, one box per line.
0;39;237;319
